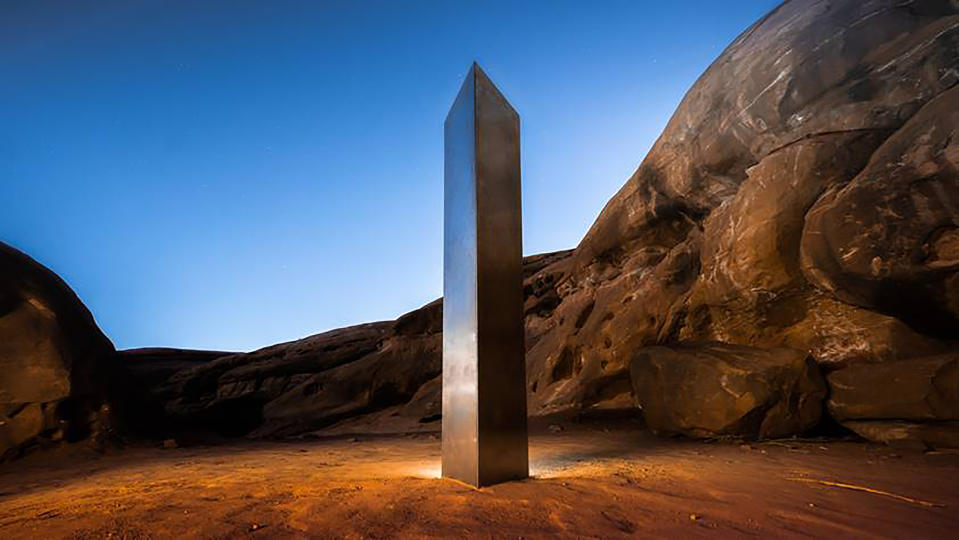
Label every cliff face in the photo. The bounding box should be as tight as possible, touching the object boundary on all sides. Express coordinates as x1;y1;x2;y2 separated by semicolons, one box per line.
562;0;958;377
4;0;959;450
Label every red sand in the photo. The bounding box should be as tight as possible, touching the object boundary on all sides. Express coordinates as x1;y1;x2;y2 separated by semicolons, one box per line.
2;423;958;538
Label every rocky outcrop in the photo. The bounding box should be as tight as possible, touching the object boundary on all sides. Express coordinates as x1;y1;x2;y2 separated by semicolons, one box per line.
501;1;959;433
151;321;397;436
121;348;235;394
561;0;959;445
630;343;826;439
0;243;124;459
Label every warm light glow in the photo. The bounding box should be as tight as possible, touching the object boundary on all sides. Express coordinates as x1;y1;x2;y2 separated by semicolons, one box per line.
412;462;442;479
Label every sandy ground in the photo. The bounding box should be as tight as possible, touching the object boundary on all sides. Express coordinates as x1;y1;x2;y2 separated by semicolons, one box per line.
1;422;958;539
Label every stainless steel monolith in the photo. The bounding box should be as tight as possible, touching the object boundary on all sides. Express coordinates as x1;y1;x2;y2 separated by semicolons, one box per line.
442;63;528;487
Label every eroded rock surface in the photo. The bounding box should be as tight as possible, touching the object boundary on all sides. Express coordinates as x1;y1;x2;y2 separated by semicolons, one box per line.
801;86;959;338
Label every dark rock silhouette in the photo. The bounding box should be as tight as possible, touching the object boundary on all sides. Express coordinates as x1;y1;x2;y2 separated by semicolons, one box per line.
121;348;236;393
0;244;126;459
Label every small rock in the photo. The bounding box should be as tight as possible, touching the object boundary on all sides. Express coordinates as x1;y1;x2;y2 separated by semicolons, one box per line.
689;514;700;522
548;424;564;433
162;439;178;449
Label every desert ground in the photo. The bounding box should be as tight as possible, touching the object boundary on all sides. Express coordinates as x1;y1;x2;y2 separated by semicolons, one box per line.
2;421;957;539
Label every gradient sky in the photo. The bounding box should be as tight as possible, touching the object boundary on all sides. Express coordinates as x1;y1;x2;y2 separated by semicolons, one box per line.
1;0;779;351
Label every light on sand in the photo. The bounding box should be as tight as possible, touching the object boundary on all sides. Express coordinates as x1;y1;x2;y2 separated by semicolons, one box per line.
413;463;442;479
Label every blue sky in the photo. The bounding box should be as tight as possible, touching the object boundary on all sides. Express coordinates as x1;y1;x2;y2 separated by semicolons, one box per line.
1;0;779;351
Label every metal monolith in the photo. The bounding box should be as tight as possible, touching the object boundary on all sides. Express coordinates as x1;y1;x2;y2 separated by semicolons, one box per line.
442;63;528;487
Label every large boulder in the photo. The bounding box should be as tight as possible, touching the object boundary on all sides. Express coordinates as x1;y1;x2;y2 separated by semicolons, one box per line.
0;243;123;459
630;343;827;439
828;353;959;447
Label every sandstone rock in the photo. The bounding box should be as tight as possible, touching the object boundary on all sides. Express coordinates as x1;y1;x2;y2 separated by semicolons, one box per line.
682;133;888;349
569;0;959;362
525;233;699;417
254;316;441;438
513;0;959;433
578;1;959;271
842;421;959;450
630;343;827;439
801;86;959;338
827;353;959;447
829;353;959;421
399;374;441;422
0;242;122;459
1;403;45;455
